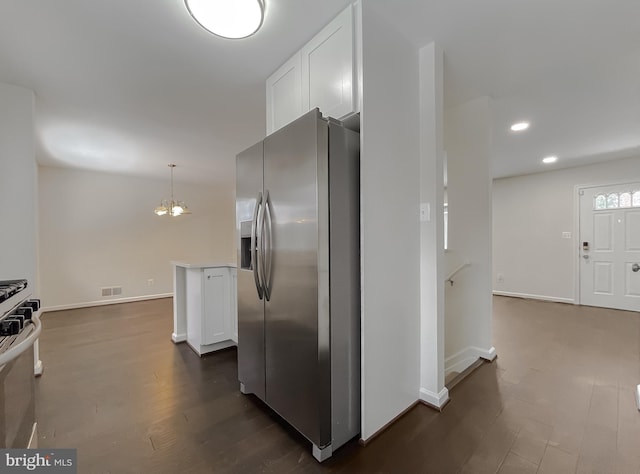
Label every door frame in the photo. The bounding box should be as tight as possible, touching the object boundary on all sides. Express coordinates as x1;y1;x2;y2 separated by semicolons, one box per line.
574;180;640;306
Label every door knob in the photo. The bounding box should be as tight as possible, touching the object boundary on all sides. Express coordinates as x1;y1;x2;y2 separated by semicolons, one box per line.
633;263;640;273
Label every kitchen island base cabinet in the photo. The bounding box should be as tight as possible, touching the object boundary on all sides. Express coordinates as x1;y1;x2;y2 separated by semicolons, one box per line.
172;263;237;357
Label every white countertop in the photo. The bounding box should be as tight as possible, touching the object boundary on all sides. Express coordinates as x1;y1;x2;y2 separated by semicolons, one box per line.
171;261;237;269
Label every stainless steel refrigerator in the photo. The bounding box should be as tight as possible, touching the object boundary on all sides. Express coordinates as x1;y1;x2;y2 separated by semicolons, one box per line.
236;109;360;462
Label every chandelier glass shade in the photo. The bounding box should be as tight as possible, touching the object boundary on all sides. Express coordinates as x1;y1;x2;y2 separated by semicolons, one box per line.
184;0;265;39
154;164;191;217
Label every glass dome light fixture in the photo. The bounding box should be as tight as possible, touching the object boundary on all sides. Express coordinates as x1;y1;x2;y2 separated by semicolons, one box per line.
154;164;191;217
184;0;265;39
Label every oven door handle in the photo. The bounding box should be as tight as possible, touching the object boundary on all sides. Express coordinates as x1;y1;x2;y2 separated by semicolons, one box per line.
0;312;42;368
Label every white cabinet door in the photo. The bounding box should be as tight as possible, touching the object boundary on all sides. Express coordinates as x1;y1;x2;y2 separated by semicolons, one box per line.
301;5;356;120
266;52;302;135
202;267;230;345
230;268;238;343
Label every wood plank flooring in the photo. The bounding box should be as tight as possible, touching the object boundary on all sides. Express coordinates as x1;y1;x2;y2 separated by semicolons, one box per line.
35;297;640;473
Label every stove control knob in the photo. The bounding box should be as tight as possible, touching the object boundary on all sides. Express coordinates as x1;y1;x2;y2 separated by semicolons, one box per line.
25;299;40;312
0;319;21;336
7;315;25;330
15;307;33;320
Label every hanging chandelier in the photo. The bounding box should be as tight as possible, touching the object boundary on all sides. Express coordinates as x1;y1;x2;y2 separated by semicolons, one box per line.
154;164;191;217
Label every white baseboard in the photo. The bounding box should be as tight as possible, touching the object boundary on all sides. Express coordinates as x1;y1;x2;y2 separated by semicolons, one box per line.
445;348;478;377
419;387;450;410
42;293;173;313
187;339;236;356
477;346;497;362
172;332;187;343
445;346;497;377
636;385;640;411
493;291;574;304
27;422;37;448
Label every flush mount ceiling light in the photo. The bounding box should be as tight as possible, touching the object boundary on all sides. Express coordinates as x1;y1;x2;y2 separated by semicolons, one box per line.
510;122;530;132
542;155;558;164
154;164;192;217
185;0;265;39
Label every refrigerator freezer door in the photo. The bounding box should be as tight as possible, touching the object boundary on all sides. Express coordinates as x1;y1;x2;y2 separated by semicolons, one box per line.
236;141;266;401
263;109;331;448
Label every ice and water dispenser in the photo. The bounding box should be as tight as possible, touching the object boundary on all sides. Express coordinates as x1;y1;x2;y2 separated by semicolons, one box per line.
240;220;253;270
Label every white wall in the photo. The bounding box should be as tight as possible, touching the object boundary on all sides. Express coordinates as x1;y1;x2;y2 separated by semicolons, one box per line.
360;2;421;440
0;82;37;291
493;155;640;302
38;166;235;309
418;43;448;408
444;97;495;375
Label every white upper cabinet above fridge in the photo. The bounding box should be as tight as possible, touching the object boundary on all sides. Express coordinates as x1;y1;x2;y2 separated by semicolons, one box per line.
266;3;359;135
301;6;355;121
266;53;303;136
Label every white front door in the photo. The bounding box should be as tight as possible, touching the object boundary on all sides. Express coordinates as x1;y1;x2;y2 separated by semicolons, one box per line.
579;184;640;311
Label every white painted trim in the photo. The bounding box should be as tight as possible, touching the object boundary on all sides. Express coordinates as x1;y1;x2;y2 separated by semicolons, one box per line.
171;261;236;269
354;0;362;114
27;422;37;449
573;184;582;305
445;348;479;376
186;339;236;357
477;346;497;362
445;346;497;377
42;293;173;313
171;332;187;343
493;290;575;304
636;385;640;411
419;387;449;409
575;180;640;191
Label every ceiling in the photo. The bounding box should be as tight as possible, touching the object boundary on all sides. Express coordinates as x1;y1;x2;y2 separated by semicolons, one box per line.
374;0;640;179
1;0;639;183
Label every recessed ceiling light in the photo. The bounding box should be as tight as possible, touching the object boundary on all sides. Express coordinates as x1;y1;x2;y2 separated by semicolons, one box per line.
510;122;530;132
185;0;265;39
542;156;558;164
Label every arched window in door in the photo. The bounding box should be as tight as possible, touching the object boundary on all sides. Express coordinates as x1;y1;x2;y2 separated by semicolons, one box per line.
619;192;632;208
593;190;640;210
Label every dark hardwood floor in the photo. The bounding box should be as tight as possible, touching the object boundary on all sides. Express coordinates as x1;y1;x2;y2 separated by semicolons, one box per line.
35;297;640;473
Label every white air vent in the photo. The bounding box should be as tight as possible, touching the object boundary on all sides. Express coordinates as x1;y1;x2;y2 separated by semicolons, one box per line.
112;287;122;296
101;287;112;297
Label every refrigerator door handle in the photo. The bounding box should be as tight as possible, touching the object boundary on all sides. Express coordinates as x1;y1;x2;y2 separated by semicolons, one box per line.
263;190;273;301
251;192;264;299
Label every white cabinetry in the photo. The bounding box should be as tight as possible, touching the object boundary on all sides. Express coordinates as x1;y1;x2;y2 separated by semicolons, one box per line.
266;53;303;135
172;262;237;356
301;5;355;121
200;267;231;346
230;269;237;342
266;4;358;134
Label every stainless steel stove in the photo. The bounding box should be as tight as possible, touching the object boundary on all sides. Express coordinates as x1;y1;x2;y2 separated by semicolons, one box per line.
0;279;43;448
